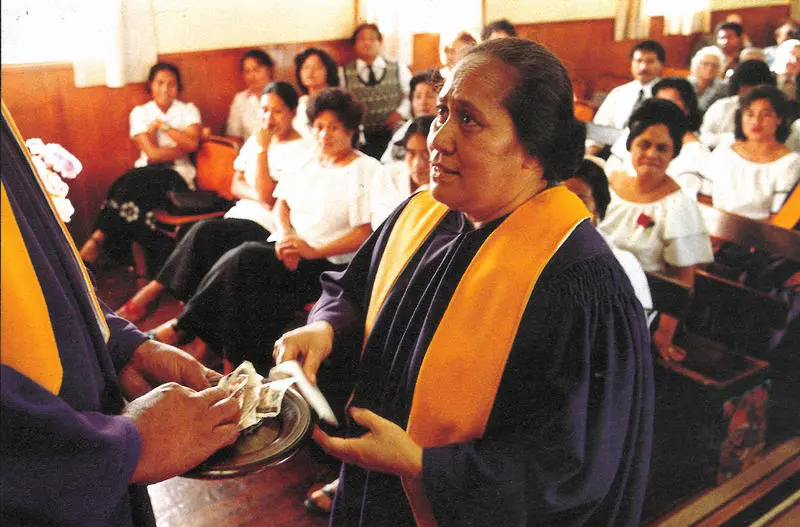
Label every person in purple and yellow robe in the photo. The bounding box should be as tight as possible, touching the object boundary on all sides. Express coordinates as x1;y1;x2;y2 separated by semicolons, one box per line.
0;103;240;526
274;39;654;526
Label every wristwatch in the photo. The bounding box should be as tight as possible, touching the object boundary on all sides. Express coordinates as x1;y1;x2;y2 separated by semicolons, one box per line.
160;122;172;132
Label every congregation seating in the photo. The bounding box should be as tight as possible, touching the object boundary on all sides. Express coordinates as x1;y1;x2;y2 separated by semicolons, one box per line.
644;201;799;522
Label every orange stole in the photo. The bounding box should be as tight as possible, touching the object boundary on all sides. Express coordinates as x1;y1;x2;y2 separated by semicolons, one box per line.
772;184;800;230
364;187;589;526
1;184;63;394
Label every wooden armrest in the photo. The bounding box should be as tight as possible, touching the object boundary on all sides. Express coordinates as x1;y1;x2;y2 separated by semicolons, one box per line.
152;209;226;225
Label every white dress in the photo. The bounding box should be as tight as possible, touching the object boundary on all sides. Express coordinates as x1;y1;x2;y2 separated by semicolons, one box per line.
225;90;261;139
703;144;800;220
292;95;312;139
605;130;711;199
272;153;380;264
380;120;411;163
129;100;201;186
598;230;653;312
699;95;738;149
598;186;714;272
223;135;314;232
368;161;429;230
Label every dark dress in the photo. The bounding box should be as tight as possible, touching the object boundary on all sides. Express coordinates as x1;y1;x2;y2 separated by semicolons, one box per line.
156;217;269;301
309;203;654;526
174;241;343;373
93;164;189;274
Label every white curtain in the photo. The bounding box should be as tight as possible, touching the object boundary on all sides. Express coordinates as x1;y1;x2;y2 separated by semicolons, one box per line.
357;0;481;66
662;0;710;36
614;0;650;42
72;0;158;88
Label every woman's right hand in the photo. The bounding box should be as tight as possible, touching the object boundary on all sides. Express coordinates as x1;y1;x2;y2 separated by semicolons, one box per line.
272;321;334;384
256;120;275;150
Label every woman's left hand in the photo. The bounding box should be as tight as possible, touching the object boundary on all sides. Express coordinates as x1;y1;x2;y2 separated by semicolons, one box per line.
119;339;219;400
312;407;423;479
276;235;320;261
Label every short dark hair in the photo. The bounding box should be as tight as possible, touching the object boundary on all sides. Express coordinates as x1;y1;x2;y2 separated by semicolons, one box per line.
262;81;299;112
630;40;666;64
626;98;687;158
480;19;517;41
464;38;585;183
653;77;702;132
147;62;182;93
306;88;365;147
572;158;611;220
395;115;435;149
729;59;776;96
716;21;744;37
350;23;382;46
734;85;791;142
240;49;275;74
294;48;340;95
409;69;444;106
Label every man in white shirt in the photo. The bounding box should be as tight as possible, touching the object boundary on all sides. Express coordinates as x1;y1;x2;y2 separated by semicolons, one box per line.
586;40;665;156
339;23;412;159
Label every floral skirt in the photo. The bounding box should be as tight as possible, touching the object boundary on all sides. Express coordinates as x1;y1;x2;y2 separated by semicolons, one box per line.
93;165;189;275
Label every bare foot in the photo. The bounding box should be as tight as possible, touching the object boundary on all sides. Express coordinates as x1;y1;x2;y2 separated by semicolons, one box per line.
117;282;166;323
79;230;105;266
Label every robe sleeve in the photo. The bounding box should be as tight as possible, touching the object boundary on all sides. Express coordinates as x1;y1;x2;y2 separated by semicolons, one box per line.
421;255;654;526
0;365;141;526
101;299;150;373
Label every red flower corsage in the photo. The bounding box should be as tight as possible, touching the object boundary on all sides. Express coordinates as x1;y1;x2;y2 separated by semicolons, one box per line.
636;213;655;229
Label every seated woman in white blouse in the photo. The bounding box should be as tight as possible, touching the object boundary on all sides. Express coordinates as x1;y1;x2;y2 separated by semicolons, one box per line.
599;99;714;286
605;77;710;199
226;49;274;140
149;88;380;372
703;85;800;220
79;62;201;283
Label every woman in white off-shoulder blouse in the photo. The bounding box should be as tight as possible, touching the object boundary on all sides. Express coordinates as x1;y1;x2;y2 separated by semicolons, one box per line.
703;85;800;221
599;98;713;285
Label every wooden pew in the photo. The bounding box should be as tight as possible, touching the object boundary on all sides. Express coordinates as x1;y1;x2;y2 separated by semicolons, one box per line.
643;206;799;518
698;203;800;263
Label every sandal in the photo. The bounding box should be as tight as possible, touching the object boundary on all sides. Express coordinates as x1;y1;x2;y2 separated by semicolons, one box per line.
304;479;338;517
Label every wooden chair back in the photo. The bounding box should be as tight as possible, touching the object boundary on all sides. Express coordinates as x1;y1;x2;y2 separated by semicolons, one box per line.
193;135;241;200
574;99;597;123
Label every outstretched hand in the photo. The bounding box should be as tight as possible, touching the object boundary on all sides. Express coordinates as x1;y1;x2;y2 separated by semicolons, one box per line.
272;321;334;384
119;339;220;400
312;407;423;479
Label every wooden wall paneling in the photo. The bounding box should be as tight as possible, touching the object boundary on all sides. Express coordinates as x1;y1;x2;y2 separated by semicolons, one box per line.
2;39;353;245
2;5;789;245
412;33;442;73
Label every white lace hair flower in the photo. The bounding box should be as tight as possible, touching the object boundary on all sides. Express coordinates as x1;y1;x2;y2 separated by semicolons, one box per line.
25;138;83;223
